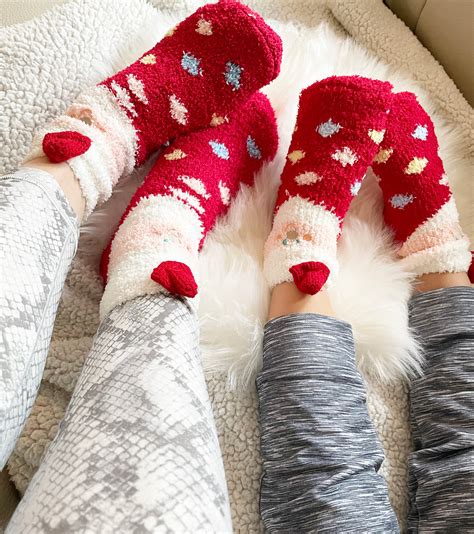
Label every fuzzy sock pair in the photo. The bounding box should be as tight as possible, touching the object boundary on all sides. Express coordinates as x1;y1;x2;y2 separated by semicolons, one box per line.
264;76;471;295
100;93;277;314
26;1;282;218
24;2;282;311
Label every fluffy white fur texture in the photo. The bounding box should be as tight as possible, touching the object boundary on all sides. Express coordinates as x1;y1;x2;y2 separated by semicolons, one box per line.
81;21;472;388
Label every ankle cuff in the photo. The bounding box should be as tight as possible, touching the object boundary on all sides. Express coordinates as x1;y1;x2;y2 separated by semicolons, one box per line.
400;237;471;276
264;197;340;289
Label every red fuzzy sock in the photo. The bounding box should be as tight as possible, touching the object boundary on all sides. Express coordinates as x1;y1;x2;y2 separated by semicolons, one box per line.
27;2;282;217
373;91;471;275
264;76;393;294
100;92;278;315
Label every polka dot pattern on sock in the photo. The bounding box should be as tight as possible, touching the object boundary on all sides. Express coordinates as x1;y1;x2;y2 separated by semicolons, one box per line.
404;156;428;175
210;114;227;127
287;150;305;164
351;181;362;196
196;18;213;35
295;172;323;186
224;61;243;91
373;91;470;277
38;0;284;217
265;75;395;295
140;54;156;65
332;147;358;167
164;149;187;161
374;147;393;163
101;92;279;299
412;124;428;140
181;52;203;77
219;182;231;205
390;193;415;209
169;94;188;125
246;136;262;159
317;118;342;137
209;141;229;160
368;129;385;144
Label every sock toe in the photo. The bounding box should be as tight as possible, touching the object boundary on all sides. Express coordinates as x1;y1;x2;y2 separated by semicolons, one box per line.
151;261;198;298
290;261;331;295
235;3;283;81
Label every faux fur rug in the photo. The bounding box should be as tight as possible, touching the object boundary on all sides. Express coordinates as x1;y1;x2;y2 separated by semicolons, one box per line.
2;0;472;531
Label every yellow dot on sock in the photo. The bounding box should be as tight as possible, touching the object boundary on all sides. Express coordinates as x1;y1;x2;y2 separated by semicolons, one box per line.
140;54;156;65
368;129;385;144
288;150;306;164
165;26;176;37
196;18;213;35
405;156;428;175
374;147;393;164
210;113;227;127
164;149;187;161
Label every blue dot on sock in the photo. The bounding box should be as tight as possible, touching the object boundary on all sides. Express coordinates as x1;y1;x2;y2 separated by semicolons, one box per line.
246;136;262;159
181;52;202;76
224;61;242;90
390;193;415;209
209;140;230;160
412;124;428;141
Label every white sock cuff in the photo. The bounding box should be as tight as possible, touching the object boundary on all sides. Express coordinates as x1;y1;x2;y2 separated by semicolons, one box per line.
100;245;200;320
100;195;204;318
24;86;138;218
264;196;341;289
400;237;472;276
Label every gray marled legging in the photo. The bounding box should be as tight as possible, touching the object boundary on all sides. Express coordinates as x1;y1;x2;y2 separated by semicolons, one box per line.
257;287;474;532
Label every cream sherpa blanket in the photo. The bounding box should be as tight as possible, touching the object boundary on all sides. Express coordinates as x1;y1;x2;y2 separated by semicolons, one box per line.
2;0;472;532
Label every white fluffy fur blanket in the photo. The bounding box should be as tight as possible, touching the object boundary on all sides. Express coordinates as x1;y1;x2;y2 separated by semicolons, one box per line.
2;0;472;531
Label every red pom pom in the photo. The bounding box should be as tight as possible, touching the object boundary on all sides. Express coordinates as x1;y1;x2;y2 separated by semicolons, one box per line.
43;131;91;163
290;261;330;295
151;261;198;298
468;251;474;284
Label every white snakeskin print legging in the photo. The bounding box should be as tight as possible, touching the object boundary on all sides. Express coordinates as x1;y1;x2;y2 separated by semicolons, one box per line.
1;170;232;532
0;169;79;465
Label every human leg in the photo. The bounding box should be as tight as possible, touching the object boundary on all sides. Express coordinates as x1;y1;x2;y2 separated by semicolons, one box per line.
0;0;282;468
407;281;473;532
0;169;79;467
373;89;473;531
6;294;232;533
258;283;399;532
258;76;400;531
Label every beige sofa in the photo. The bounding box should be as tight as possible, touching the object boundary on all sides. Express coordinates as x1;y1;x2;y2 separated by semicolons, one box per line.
386;0;474;107
2;0;472;106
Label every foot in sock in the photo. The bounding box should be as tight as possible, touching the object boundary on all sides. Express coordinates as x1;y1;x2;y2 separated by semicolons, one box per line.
25;2;282;217
372;91;471;275
99;92;278;316
264;76;393;295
